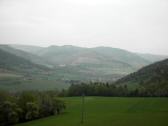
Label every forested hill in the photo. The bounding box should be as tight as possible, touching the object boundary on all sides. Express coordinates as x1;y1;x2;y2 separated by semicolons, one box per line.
0;48;49;75
115;59;168;96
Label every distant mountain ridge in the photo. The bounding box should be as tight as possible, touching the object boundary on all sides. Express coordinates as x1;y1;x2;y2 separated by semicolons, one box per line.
10;44;44;54
10;44;167;64
0;48;49;76
0;45;53;68
2;44;167;81
137;53;168;63
27;45;150;68
0;44;167;92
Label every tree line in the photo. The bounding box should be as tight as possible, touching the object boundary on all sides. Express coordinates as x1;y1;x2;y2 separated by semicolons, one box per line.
0;90;65;126
61;82;168;97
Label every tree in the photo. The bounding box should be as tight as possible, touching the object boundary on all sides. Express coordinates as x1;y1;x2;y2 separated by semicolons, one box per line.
0;90;66;125
39;93;53;117
52;98;66;115
25;102;39;120
18;92;37;121
0;101;21;126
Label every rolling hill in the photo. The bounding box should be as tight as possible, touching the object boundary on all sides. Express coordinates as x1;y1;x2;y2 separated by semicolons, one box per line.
9;44;167;81
33;45;150;69
0;45;53;68
10;44;44;55
0;48;70;91
0;48;50;76
115;59;168;96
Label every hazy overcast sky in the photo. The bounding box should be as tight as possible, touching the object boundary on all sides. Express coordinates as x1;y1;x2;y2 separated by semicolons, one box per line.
0;0;168;55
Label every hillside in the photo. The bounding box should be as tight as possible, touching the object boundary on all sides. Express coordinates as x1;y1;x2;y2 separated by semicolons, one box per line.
92;47;150;68
10;44;167;81
0;48;49;76
34;45;150;69
0;45;53;68
31;45;151;81
10;44;44;55
11;44;167;65
115;59;168;96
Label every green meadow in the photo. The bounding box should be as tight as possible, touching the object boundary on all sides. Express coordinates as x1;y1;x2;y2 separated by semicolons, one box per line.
16;97;168;126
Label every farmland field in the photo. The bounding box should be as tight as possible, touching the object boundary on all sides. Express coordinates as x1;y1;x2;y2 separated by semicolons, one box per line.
0;77;69;91
16;97;168;126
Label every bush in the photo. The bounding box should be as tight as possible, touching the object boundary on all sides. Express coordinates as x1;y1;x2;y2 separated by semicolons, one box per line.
0;91;66;125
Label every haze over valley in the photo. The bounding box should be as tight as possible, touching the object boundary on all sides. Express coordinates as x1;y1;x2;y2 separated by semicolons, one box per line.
0;0;168;126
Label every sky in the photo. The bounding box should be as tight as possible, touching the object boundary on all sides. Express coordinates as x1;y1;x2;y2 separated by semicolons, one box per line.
0;0;168;55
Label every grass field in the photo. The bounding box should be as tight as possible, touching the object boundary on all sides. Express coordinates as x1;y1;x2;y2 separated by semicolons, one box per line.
16;97;168;126
0;78;70;91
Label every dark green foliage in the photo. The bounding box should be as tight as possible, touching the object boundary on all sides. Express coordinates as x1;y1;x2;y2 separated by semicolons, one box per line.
39;93;54;117
0;91;66;125
0;101;20;126
38;91;65;117
52;98;66;115
18;92;37;121
0;91;11;103
25;102;39;121
66;82;129;97
116;59;168;96
65;80;168;97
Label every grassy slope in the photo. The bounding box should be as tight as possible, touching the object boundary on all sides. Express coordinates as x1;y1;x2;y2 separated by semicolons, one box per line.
16;97;168;126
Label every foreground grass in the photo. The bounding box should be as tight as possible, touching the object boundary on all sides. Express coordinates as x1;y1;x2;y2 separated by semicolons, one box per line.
16;97;168;126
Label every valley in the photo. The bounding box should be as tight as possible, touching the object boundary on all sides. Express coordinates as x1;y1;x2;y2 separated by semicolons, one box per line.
0;44;167;91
